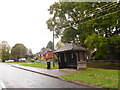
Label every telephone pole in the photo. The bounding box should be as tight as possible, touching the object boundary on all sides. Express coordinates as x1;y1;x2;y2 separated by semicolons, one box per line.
53;29;55;67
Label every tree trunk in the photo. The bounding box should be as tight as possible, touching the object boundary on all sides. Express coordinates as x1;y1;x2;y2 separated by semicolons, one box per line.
109;47;116;60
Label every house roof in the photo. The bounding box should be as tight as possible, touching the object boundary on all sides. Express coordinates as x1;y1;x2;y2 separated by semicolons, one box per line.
54;43;87;53
39;48;52;55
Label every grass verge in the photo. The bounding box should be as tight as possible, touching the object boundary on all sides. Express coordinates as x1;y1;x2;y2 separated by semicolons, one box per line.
60;68;119;88
5;62;26;63
21;62;58;69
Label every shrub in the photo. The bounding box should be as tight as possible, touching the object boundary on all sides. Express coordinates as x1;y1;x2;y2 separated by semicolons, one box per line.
30;59;35;63
48;59;52;61
41;57;46;61
53;55;58;62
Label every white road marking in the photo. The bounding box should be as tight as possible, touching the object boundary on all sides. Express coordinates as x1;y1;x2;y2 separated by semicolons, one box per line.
0;81;6;88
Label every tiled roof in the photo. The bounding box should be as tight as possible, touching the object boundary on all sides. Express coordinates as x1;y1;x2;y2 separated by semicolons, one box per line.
54;43;87;53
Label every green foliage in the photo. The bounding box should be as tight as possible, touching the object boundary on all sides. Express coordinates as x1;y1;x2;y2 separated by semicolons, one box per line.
47;2;120;60
61;27;80;44
41;57;46;61
48;55;58;62
55;40;64;49
30;59;35;63
53;55;58;62
85;34;120;59
21;63;58;69
11;43;27;61
25;54;34;59
0;41;10;62
61;68;119;88
48;59;52;61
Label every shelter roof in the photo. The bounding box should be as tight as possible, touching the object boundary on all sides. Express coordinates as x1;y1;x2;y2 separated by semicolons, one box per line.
54;43;87;53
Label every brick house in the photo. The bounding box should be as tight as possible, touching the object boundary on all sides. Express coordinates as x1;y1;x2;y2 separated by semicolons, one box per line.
36;48;54;60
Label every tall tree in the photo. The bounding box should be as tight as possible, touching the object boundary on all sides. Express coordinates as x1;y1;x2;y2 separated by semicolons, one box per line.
55;40;64;49
0;41;10;62
11;43;27;61
46;41;54;50
0;44;2;59
47;2;120;60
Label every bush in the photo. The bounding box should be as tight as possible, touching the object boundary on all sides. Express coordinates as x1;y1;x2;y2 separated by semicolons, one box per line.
41;57;46;61
48;59;52;61
53;55;58;62
30;59;35;63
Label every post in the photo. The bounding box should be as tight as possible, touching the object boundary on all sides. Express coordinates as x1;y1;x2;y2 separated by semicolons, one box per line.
53;29;55;67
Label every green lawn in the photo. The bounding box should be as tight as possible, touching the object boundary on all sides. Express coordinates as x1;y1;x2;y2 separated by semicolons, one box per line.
6;62;26;63
21;63;58;69
61;68;119;88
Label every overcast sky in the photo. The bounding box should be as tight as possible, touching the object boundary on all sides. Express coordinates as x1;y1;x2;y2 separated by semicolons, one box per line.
0;0;59;54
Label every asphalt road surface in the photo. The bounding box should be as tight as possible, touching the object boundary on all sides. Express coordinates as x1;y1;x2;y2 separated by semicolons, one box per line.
0;63;88;88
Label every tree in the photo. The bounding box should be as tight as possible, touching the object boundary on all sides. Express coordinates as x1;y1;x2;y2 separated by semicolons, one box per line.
0;41;10;62
25;49;34;59
55;40;64;49
0;44;2;59
28;49;33;55
11;43;27;61
47;2;120;60
46;41;54;50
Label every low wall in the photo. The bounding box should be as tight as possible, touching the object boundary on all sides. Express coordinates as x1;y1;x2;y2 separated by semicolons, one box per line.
86;60;120;70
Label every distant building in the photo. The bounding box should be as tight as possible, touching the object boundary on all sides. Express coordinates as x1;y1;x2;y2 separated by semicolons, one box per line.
36;48;55;60
26;49;33;56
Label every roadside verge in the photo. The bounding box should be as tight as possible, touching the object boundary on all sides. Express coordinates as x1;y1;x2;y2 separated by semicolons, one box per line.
11;64;102;88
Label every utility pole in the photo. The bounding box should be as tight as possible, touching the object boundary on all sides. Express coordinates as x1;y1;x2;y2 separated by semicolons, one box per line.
53;29;55;67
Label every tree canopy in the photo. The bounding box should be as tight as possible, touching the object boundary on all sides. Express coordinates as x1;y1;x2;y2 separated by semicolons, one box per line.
11;43;27;61
46;2;120;60
55;40;64;49
46;41;54;50
0;41;10;62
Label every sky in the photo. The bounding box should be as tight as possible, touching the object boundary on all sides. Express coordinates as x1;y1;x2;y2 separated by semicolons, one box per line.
0;0;59;54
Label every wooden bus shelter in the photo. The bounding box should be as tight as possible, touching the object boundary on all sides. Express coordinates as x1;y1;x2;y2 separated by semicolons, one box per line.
54;43;87;69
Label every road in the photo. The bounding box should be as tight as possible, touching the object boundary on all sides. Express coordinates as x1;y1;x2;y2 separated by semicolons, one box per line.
0;63;88;88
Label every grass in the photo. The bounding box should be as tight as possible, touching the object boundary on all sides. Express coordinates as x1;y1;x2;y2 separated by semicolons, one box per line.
61;68;119;88
21;62;58;69
5;62;26;63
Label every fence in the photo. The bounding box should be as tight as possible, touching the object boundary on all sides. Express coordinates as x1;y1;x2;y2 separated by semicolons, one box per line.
86;60;120;70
